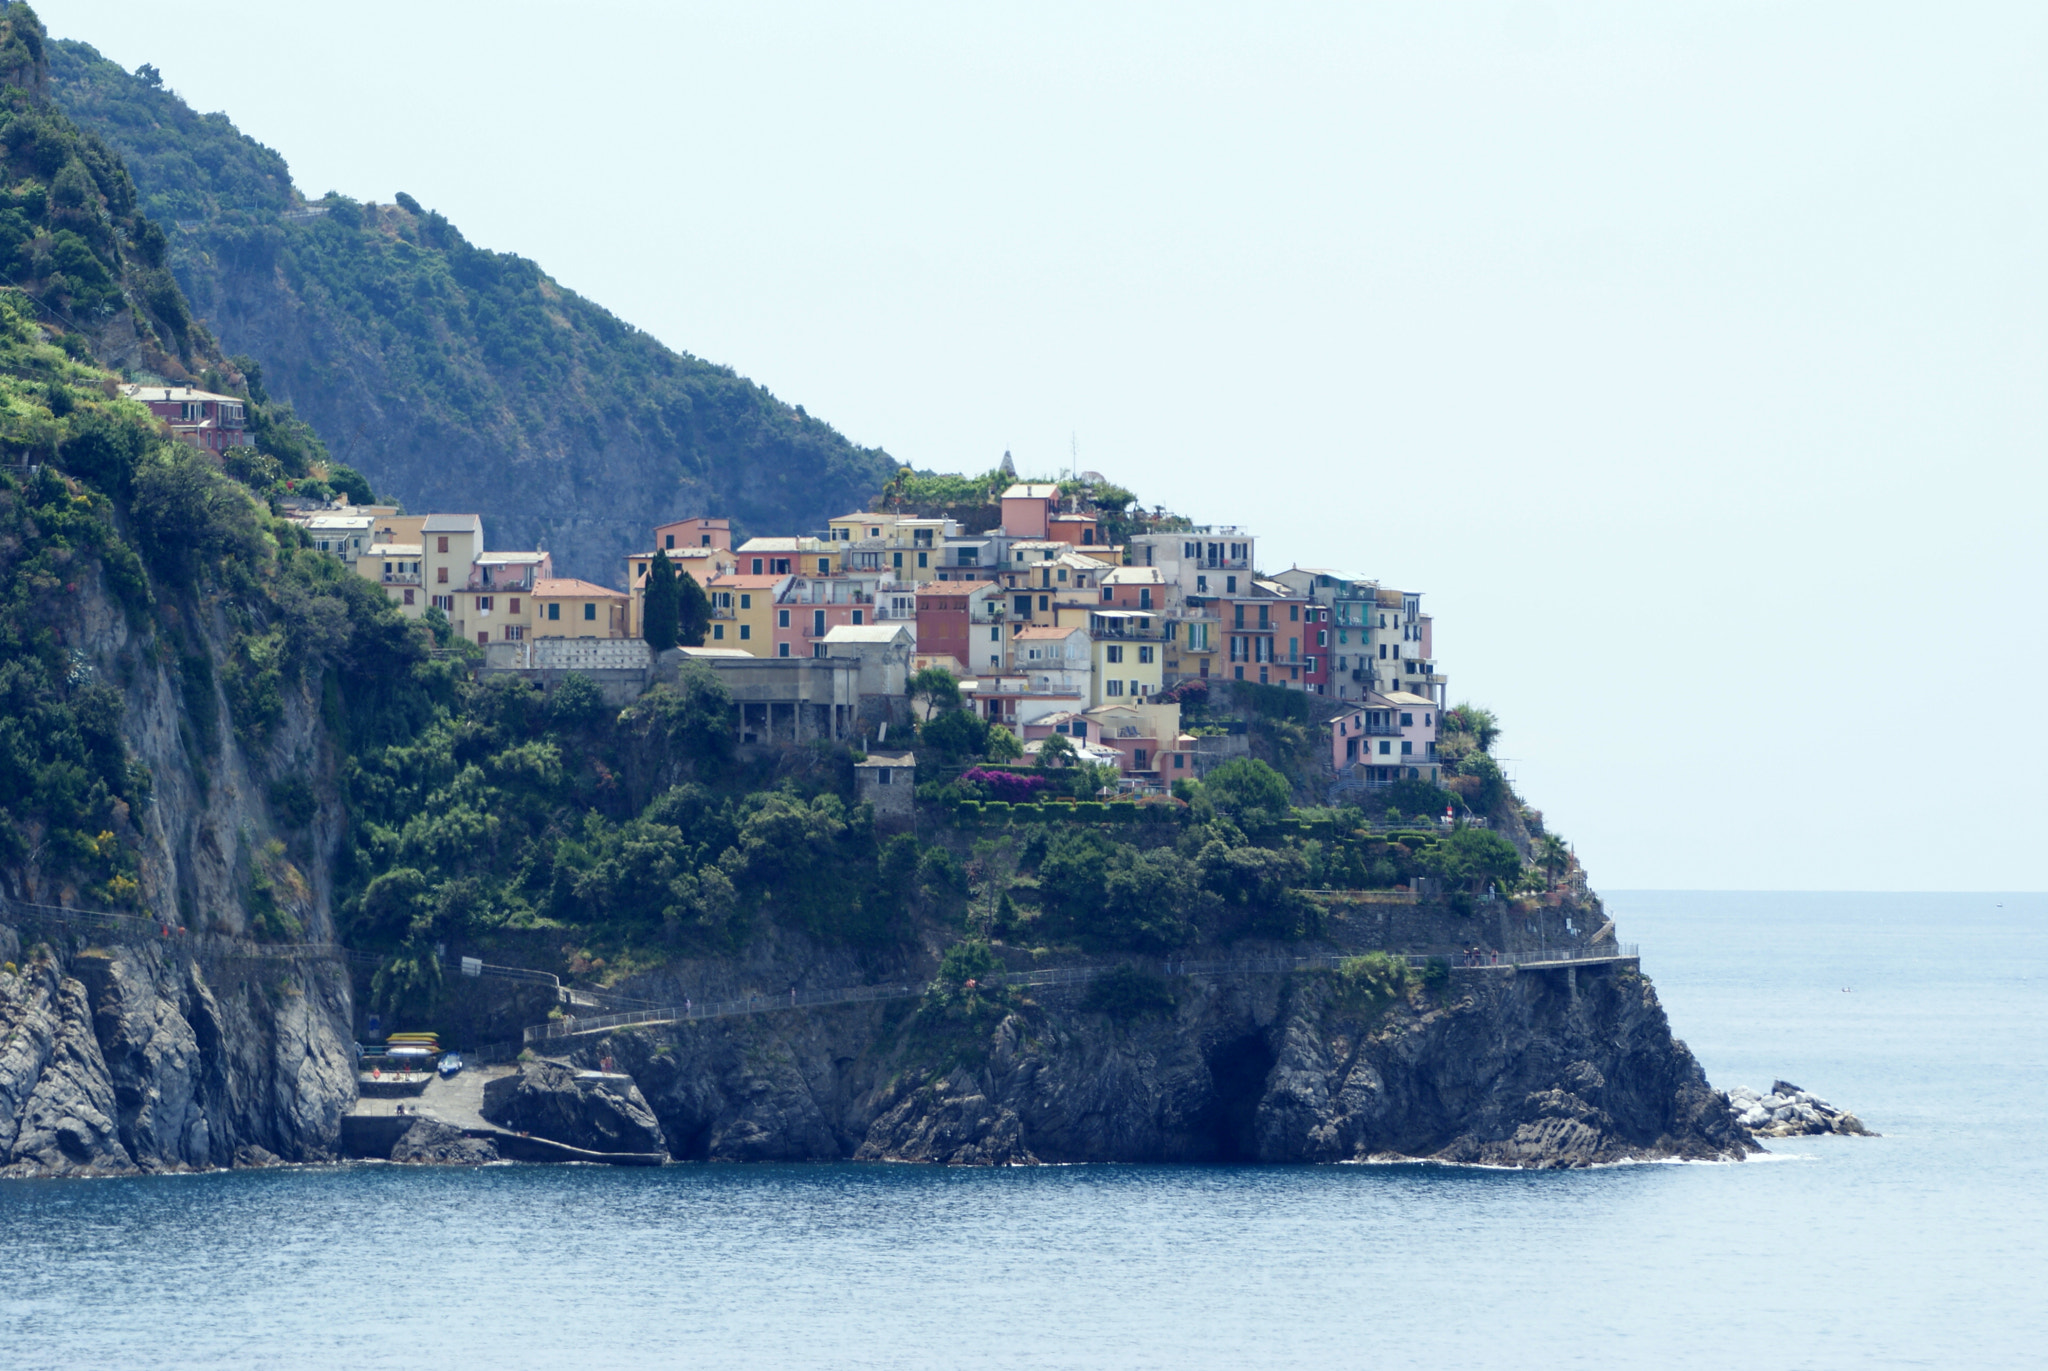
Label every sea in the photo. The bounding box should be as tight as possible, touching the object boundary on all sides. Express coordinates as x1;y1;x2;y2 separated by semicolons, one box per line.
2;891;2042;1370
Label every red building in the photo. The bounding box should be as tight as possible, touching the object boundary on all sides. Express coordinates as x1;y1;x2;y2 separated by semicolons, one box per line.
1302;603;1332;694
915;580;1000;673
121;385;247;454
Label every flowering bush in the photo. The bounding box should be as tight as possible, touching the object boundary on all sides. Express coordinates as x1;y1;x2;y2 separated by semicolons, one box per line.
960;768;1049;803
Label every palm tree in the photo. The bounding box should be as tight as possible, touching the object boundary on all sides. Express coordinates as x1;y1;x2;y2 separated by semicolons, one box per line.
1538;834;1570;889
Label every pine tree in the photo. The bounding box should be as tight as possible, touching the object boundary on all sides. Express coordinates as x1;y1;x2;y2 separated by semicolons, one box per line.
676;569;711;648
643;549;679;652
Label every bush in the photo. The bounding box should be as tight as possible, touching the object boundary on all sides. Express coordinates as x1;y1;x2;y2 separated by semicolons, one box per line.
1331;952;1413;1018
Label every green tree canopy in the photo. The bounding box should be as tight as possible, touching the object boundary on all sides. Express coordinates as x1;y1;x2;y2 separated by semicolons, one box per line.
642;549;678;652
676;570;710;648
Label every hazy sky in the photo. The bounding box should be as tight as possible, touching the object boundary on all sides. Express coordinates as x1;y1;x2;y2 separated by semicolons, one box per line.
38;2;2047;891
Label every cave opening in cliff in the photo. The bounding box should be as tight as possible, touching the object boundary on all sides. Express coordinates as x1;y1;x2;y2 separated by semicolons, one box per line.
1205;1033;1276;1162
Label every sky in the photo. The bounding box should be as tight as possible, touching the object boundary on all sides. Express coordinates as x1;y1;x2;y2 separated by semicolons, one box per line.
35;1;2047;891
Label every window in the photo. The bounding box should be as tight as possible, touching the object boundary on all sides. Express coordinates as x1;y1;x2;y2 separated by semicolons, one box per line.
712;624;724;640
1379;644;1387;659
506;625;525;641
1102;588;1114;603
877;768;892;785
893;552;903;568
509;598;521;615
1071;722;1087;740
752;558;765;574
701;534;711;546
1134;749;1148;769
989;626;1000;641
666;534;676;549
476;596;494;612
1400;712;1414;727
403;588;415;605
1106;645;1124;663
1234;605;1245;628
819;559;831;574
1174;754;1185;770
1401;741;1413;756
742;594;754;610
1379;740;1392;755
778;642;791;658
740;623;751;640
778;609;790;628
1226;576;1238;593
437;567;449;584
1014;595;1033;616
1425;714;1433;726
1057;569;1068;582
852;611;863;625
1038;595;1049;611
1139;588;1152;609
1106;679;1124;696
1130;680;1143;695
583;603;597;621
1258;606;1270;628
1196;575;1208;593
918;552;928;568
438;536;449;554
773;559;791;575
477;632;489;646
1138;645;1154;664
813;610;826;635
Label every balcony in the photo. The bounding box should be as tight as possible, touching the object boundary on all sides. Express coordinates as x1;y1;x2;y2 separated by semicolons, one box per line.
379;571;421;586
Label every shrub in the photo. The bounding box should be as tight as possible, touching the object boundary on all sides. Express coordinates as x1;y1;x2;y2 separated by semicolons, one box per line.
961;767;1048;803
1331;952;1414;1018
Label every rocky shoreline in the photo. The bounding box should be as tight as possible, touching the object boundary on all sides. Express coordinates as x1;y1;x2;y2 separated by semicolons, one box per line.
1725;1081;1875;1139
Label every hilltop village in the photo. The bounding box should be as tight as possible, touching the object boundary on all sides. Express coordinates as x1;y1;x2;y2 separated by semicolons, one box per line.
279;470;1451;799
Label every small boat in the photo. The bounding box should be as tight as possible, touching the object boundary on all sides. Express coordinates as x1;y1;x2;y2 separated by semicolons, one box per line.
437;1053;464;1078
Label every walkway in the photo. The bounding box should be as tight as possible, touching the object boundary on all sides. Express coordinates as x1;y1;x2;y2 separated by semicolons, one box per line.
523;944;1641;1044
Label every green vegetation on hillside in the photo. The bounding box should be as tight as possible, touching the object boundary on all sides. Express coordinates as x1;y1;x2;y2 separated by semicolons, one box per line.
48;37;901;576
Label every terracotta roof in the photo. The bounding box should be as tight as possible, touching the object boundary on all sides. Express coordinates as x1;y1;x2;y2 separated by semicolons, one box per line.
1013;625;1086;640
533;578;625;599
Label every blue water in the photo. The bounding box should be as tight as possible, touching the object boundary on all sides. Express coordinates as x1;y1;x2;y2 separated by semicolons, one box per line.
3;892;2042;1369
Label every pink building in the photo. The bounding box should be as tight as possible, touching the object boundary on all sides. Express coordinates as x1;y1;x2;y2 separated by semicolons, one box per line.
1000;483;1059;539
1330;692;1439;782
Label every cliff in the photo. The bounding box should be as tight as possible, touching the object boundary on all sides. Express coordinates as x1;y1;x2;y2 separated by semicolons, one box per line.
523;952;1748;1168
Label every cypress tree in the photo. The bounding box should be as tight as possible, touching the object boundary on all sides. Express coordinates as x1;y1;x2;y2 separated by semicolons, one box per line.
643;550;679;652
676;570;711;648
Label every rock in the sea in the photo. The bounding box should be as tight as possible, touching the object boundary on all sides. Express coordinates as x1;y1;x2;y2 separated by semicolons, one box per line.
482;1061;666;1155
1724;1081;1874;1138
232;1144;285;1169
390;1119;499;1165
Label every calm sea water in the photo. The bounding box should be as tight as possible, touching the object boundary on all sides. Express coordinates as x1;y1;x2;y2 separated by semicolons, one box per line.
3;892;2042;1370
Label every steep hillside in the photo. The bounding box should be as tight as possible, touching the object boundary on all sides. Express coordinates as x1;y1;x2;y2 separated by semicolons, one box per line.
48;38;900;581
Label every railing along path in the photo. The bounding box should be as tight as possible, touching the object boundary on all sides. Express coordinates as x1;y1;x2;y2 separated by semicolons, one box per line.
525;944;1640;1043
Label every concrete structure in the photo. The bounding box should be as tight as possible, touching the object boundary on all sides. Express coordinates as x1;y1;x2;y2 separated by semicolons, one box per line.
483;638;654;705
304;514;373;563
854;750;916;827
121;384;248;453
671;649;865;744
818;623;915;702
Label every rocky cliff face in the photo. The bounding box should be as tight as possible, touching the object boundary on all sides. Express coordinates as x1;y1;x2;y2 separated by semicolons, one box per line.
573;960;1750;1169
0;937;354;1176
0;550;359;1179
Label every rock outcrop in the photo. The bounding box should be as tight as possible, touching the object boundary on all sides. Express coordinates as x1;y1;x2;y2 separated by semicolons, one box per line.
0;943;355;1177
1724;1081;1874;1138
390;1119;499;1165
482;1061;666;1156
594;960;1752;1169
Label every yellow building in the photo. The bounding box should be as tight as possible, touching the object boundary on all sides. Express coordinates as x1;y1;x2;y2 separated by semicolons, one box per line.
825;512;955;584
533;578;629;639
706;572;790;655
1089;610;1164;706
